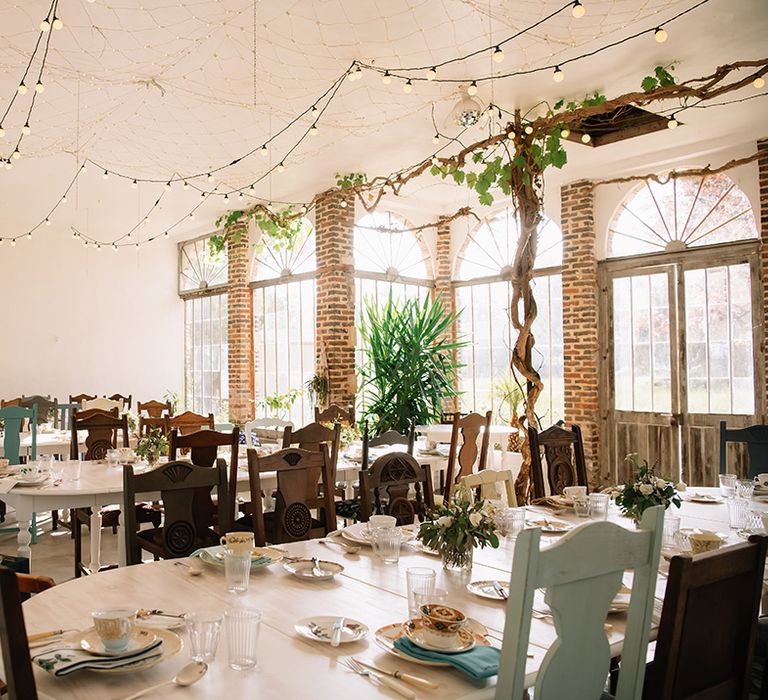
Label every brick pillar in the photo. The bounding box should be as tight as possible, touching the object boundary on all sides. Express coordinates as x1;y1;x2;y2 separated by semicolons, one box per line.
314;189;356;406
759;139;768;418
561;180;601;486
434;218;458;412
227;223;254;425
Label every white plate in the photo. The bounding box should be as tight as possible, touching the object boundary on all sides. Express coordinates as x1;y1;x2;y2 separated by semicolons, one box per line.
403;618;476;654
525;518;573;534
374;622;490;667
89;628;181;674
685;493;722;504
466;580;509;601
79;628;157;657
12;474;49;486
192;545;283;569
294;616;368;644
412;541;440;557
340;523;419;546
136;614;187;631
283;559;344;581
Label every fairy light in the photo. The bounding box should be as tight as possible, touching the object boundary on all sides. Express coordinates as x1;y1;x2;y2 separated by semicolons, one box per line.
432;134;440;144
654;27;668;43
581;133;592;143
561;127;571;138
667;113;679;129
22;123;31;135
277;161;286;173
44;218;51;226
61;195;67;204
40;19;50;32
17;82;27;95
12;149;20;160
426;67;437;80
467;81;478;96
492;46;505;63
183;181;189;190
382;71;392;84
524;125;534;135
309;123;319;135
260;145;268;156
572;1;586;18
553;66;565;82
164;181;172;191
0;125;4;137
206;173;214;183
52;17;63;30
35;81;44;93
27;232;32;240
131;179;138;188
754;77;766;89
102;170;109;179
403;79;413;93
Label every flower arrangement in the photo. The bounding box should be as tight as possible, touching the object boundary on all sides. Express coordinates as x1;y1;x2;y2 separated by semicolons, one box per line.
614;453;682;523
135;427;169;467
418;488;499;570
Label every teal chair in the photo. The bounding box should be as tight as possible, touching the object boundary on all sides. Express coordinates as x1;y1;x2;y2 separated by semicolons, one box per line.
0;405;39;543
56;402;78;432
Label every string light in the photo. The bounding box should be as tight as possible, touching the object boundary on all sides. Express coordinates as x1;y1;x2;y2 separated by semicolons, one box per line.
52;17;63;30
12;149;20;160
403;79;413;93
561;127;571;138
0;125;4;137
61;195;67;204
27;232;32;240
17;82;28;95
112;243;118;251
524;125;534;135
426;67;437;80
492;46;504;63
754;77;766;89
22;123;31;135
654;27;668;43
553;66;565;82
183;181;189;190
131;179;138;189
11;240;16;247
34;81;44;93
4;161;12;170
467;81;478;96
382;71;392;84
309;123;319;135
581;133;592;143
260;145;268;156
39;19;50;33
102;170;109;179
277;162;286;173
432;134;440;144
206;173;214;183
164;181;172;191
667;114;679;129
164;231;169;239
572;1;586;18
44;218;51;226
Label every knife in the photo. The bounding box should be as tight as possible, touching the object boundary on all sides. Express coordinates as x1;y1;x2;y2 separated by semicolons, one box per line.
492;581;508;600
352;658;439;689
28;629;65;643
331;616;344;647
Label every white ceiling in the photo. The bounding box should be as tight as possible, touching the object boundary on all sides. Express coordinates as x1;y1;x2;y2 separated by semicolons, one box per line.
0;0;765;246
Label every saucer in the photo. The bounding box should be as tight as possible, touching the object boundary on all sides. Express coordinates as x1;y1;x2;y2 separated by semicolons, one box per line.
526;518;572;534
340;522;419;546
374;622;490;667
79;628;157;657
294;616;368;644
90;628;181;674
283;559;344;581
685;493;722;504
466;580;509;600
403;618;476;654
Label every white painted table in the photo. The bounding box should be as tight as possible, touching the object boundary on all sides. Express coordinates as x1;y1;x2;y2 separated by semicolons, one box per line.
415;424;519;444
0;430;138;458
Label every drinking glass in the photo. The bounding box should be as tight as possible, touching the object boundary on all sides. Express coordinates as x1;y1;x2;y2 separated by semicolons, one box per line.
736;479;755;500
49;458;63;481
414;587;448;613
406;567;436;619
588;493;610;521
719;473;737;498
727;497;749;529
64;459;81;482
662;513;681;548
186;611;222;663
573;496;590;518
224;549;251;594
106;449;120;468
225;607;261;671
502;508;526;538
38;454;54;475
371;527;402;564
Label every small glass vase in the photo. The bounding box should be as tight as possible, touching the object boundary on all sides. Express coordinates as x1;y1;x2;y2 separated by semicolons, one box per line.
441;543;473;572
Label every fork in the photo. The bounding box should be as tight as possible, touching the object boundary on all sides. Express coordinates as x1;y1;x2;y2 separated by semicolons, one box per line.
343;658;416;699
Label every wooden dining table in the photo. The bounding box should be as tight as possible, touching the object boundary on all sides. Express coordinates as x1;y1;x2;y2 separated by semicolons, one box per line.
20;486;760;699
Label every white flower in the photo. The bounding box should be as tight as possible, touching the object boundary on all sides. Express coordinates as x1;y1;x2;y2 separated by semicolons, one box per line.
655;477;668;489
639;483;654;496
437;515;454;528
469;512;483;527
675;481;687;492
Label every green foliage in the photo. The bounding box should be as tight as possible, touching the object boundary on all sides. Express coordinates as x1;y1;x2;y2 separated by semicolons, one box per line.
493;374;524;422
163;389;180;415
305;374;330;407
358;294;466;434
641;64;677;92
614;453;682;522
211;205;307;257
335;172;367;189
257;389;301;419
135;427;169;466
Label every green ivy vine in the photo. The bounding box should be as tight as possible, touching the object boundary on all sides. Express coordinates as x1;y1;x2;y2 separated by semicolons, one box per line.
209;205;305;257
336;172;367;189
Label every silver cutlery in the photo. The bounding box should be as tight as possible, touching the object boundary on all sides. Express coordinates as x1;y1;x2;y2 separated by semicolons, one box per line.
351;658;439;689
343;658;416;699
120;661;207;700
492;581;508;600
320;538;361;553
137;609;186;619
311;557;325;577
331;616;344;647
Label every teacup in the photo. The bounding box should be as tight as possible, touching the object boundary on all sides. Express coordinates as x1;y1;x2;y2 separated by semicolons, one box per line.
17;462;40;478
689;531;723;554
754;473;768;489
119;447;134;463
220;531;255;554
366;514;397;533
419;604;466;649
92;609;137;652
0;459;9;470
563;486;587;501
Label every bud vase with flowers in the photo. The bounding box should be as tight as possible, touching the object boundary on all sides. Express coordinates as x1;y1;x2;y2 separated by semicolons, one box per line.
614;453;683;525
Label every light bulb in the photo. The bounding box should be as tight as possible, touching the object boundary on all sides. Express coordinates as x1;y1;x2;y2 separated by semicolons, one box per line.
581;132;591;143
354;66;363;80
249;184;255;191
164;231;169;238
83;240;88;248
524;125;534;135
310;123;319;135
189;212;195;219
62;194;67;203
0;125;4;137
127;231;132;239
553;66;564;82
467;81;478;96
102;170;109;179
113;243;118;251
17;83;27;95
40;19;50;32
206;173;214;183
12;149;20;160
131;179;137;188
135;243;140;249
754;76;766;89
654;27;667;43
80;163;87;172
277;162;286;173
238;192;244;200
44;218;51;226
35;81;44;93
11;239;16;246
403;79;413;93
223;193;229;200
200;192;205;200
382;71;391;84
571;1;585;18
27;232;32;240
347;69;356;82
432;133;440;144
667;114;678;129
164;181;171;191
52;16;63;30
4;160;12;170
561;127;570;138
310;104;318;113
183;181;189;189
426;67;437;80
339;200;347;208
492;46;504;63
260;145;268;156
506;130;515;140
22;123;31;135
72;230;77;239
96;243;101;252
431;156;439;165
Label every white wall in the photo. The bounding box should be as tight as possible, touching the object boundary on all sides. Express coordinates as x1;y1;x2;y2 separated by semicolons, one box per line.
0;233;184;405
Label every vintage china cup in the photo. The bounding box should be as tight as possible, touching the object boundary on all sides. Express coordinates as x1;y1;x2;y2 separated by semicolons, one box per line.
688;531;724;554
754;473;768;489
92;609;137;652
419;604;466;650
220;531;255;554
0;458;9;470
563;486;587;500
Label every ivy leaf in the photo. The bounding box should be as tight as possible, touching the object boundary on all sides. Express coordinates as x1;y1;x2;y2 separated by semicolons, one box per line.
655;65;676;87
478;192;494;206
553;98;564;110
452;170;465;185
642;76;659;92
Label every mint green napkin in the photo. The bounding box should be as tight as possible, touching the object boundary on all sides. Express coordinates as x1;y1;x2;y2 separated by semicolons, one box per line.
393;638;501;679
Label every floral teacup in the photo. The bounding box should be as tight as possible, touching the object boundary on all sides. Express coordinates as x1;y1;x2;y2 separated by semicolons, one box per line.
419;604;466;649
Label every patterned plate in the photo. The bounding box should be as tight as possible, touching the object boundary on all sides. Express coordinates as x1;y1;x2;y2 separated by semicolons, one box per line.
193;545;283;569
374;622;490;667
466;580;509;601
403;618;476;654
340;523;419;546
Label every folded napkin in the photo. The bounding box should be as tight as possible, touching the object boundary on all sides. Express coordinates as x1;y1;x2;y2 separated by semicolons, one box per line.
33;640;163;676
0;478;17;495
393;638;501;679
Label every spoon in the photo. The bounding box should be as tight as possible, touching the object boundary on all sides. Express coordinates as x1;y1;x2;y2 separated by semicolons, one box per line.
320;538;360;554
311;557;325;577
120;661;207;700
175;559;204;576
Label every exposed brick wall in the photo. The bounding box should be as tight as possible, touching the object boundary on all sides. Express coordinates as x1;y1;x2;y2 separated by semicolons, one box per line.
314;189;356;407
227;224;254;425
434;218;458;412
561;180;601;485
759;139;768;418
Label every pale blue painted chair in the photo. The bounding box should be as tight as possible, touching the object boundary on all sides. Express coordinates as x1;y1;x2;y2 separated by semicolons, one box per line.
56;402;78;432
0;404;40;543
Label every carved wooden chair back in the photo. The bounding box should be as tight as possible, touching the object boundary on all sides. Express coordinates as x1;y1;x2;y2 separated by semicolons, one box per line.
70;408;127;461
243;418;293;448
137;400;173;418
361;422;415;470
282;422;341;500
123;460;229;564
246;447;337;545
139;416;171;438
314;404;355;425
443;410;492;500
719;420;768;480
0;405;36;464
169;410;215;435
107;393;132;411
82;397;122;413
0;398;21;408
495;506;664;700
0;566;38;699
458;468;517;507
529;424;588;500
644;533;768;699
359;451;435;525
20;396;57;425
69;393;95;405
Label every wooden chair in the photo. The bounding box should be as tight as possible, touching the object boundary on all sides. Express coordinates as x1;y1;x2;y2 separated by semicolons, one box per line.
69;393;95;405
15;573;55;594
240;447;336;546
440;410;467;424
137;400;173;418
243;418;293;448
315;404;355;425
138;415;171;437
20;396;57;425
0;398;21;408
442;410;492;501
642;534;768;699
124;460;229;565
0;567;38;700
282;422;341;505
70;408;126;460
169;427;239;532
361;422;415;470
0;406;38;540
719;421;768;480
457;468;518;507
56;402;78;431
169;410;215;435
495;506;665;700
529;423;589;500
82;397;122;413
359;451;435;525
107;393;132;411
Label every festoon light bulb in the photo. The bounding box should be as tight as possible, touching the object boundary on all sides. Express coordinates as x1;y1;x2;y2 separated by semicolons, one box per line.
571;1;586;18
654;27;668;43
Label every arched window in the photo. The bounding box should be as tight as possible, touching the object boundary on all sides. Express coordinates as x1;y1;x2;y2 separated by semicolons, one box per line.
455;207;564;424
252;220;316;426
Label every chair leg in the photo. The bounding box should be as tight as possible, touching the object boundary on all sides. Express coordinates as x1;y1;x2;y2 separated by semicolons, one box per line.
70;509;76;539
29;513;38;545
73;514;82;578
51;509;59;531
